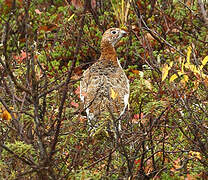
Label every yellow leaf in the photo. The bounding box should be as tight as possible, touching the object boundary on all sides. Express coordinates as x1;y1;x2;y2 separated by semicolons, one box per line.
110;88;118;100
202;56;208;66
180;75;189;85
177;71;185;76
200;56;208;70
2;110;12;120
201;72;208;79
187;46;192;64
189;151;201;160
193;81;199;90
162;64;170;81
169;61;173;67
68;13;75;22
169;74;178;82
185;63;199;74
183;75;189;82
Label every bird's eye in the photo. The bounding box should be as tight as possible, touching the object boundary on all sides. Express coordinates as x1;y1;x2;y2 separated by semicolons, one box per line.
111;31;117;34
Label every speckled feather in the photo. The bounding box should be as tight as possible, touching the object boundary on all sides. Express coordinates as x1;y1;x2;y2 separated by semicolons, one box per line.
80;28;129;129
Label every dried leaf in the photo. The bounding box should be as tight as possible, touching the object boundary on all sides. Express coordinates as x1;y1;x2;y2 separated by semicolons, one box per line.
79;116;87;123
170;158;181;172
4;0;13;8
162;64;170;81
145;33;154;41
144;159;153;174
39;24;57;32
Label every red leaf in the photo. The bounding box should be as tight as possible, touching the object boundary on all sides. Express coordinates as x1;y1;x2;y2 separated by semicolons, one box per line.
75;86;80;95
13;50;28;63
71;101;79;108
134;114;139;119
35;9;42;15
134;113;144;119
39;24;57;32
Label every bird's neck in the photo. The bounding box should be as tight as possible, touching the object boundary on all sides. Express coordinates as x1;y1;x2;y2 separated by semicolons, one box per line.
100;41;118;65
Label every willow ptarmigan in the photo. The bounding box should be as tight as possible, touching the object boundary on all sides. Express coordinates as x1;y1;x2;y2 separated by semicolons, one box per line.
80;28;129;134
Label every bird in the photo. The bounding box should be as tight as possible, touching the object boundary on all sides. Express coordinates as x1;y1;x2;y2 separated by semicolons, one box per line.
80;28;129;135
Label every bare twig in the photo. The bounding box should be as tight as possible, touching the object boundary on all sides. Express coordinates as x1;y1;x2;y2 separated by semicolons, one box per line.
198;0;208;26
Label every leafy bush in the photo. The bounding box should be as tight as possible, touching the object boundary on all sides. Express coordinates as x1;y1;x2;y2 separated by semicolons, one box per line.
0;0;207;179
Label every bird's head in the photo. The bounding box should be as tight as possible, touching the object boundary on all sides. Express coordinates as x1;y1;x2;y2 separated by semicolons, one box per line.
101;28;127;47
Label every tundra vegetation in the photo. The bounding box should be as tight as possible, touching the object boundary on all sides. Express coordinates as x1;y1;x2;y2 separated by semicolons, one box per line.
0;0;207;179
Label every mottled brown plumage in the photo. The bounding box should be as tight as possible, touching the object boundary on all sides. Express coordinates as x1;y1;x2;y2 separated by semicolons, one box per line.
80;28;129;133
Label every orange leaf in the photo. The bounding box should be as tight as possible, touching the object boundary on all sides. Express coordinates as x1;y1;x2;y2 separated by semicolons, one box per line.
39;25;57;32
79;116;87;123
131;69;140;75
185;174;195;180
170;158;181;172
13;50;28;63
2;110;12;120
4;0;13;8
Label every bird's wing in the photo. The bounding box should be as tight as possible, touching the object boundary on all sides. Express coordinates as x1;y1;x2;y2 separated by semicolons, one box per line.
80;64;103;120
107;67;129;117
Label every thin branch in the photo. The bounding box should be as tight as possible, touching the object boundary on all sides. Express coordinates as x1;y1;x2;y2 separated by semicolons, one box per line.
49;0;88;160
198;0;208;26
0;144;35;166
